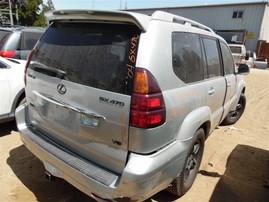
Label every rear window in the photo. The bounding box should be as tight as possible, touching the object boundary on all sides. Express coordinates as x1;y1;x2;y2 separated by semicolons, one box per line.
229;46;241;54
21;31;43;50
0;30;10;49
31;22;140;95
0;31;20;50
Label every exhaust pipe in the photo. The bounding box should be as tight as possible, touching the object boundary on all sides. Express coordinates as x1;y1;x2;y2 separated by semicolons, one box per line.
45;171;62;182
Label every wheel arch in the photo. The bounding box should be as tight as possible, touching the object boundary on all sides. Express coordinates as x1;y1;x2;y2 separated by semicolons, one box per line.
11;89;25;113
230;77;246;111
200;121;211;139
177;106;211;141
241;86;246;94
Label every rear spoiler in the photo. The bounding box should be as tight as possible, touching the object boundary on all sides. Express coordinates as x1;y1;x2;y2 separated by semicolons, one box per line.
45;10;150;32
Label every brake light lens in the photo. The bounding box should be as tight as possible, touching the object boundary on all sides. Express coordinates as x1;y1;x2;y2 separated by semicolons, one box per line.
131;68;166;128
0;50;16;58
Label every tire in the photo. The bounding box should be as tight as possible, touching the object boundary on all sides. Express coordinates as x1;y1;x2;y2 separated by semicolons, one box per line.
221;94;246;125
167;128;205;197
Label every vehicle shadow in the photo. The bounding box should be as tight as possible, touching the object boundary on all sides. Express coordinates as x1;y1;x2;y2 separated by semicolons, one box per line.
208;144;269;202
0;120;18;137
7;144;94;202
7;144;269;202
7;144;180;202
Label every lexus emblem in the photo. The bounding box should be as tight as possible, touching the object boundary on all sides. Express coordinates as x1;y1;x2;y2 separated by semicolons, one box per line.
57;84;67;95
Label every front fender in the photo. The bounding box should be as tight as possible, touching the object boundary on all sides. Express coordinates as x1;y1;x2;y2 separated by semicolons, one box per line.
177;106;211;141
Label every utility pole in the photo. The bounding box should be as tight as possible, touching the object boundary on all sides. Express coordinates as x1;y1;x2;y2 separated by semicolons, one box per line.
125;0;127;10
15;3;18;23
8;0;14;25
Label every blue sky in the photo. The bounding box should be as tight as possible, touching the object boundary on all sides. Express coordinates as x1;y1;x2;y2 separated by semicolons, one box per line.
52;0;267;10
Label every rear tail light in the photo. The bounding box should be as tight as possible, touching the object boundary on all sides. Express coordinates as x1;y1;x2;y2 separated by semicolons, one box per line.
24;49;36;85
0;50;16;58
130;68;166;128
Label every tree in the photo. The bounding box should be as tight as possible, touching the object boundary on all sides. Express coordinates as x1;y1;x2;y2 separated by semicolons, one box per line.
0;0;54;27
47;0;55;10
18;0;43;26
15;0;54;27
34;0;55;27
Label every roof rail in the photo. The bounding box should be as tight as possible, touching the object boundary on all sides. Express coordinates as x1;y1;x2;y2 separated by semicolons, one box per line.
151;11;215;34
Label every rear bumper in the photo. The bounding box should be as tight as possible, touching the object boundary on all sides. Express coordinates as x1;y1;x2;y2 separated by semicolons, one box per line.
15;104;188;201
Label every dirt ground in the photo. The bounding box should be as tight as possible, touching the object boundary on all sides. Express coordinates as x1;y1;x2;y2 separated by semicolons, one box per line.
0;68;268;202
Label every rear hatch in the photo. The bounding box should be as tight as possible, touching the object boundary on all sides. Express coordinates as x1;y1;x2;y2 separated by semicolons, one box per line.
25;21;141;173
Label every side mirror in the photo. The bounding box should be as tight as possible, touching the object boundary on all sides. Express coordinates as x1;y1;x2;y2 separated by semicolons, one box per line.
237;64;250;75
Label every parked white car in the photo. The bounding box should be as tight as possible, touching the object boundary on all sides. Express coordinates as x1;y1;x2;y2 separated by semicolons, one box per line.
246;51;256;68
255;58;268;69
246;51;268;69
229;44;247;66
0;57;26;123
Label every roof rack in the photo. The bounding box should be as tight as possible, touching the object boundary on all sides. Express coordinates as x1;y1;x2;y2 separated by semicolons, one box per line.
151;11;215;34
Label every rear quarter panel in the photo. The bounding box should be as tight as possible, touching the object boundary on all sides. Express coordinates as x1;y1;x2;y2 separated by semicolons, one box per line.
229;74;246;112
129;21;210;153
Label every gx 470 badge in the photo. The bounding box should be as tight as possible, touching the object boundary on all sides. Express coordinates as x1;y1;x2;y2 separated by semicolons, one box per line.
99;97;125;107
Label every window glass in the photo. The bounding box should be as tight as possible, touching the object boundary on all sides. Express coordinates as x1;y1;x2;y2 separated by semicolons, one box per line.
202;38;221;78
1;32;20;50
0;61;8;68
0;30;10;49
232;11;238;18
22;32;44;50
229;46;241;54
220;42;234;75
232;11;244;19
172;32;204;83
238;11;244;18
31;22;140;95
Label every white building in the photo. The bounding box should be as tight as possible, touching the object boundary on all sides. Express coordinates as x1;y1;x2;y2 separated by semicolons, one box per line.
129;1;269;52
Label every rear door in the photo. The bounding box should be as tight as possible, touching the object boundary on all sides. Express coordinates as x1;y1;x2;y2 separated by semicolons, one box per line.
220;42;237;119
26;21;140;173
202;37;226;129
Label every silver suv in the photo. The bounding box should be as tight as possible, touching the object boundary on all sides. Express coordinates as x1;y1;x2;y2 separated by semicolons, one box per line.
16;10;249;201
0;27;45;59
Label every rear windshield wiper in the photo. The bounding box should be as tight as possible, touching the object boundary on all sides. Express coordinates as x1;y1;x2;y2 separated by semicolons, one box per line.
29;61;67;79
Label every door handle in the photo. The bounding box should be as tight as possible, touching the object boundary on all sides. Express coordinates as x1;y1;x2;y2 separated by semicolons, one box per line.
208;88;215;96
227;81;231;87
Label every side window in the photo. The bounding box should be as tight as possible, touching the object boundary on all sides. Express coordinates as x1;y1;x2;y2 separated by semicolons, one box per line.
0;61;9;69
172;32;204;83
202;37;222;78
220;42;235;75
21;32;43;50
